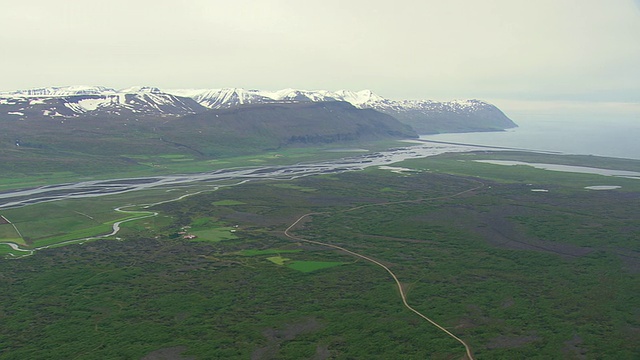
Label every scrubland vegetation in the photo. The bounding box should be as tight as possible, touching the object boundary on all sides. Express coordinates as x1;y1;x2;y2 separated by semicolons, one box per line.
1;150;639;359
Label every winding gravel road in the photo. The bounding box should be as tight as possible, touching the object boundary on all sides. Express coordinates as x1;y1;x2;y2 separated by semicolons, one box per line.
1;142;491;356
284;177;485;360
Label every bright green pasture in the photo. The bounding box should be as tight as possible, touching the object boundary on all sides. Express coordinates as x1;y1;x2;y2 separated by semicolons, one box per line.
0;195;173;249
266;255;290;265
0;181;232;251
186;217;238;242
0;238;22;245
1;201;148;247
30;224;115;248
1;204;119;245
189;227;237;242
0;244;13;255
0;223;24;244
0;244;31;257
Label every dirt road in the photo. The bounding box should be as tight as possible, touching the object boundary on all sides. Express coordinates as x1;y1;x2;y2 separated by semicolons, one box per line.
284;177;484;360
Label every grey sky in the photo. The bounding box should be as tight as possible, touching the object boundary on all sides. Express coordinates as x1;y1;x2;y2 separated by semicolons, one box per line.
1;0;639;104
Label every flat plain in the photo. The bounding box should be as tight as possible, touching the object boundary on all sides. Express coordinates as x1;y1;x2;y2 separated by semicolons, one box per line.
0;149;639;359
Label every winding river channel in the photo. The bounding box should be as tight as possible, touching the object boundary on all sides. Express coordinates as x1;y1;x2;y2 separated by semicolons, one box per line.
0;141;498;256
3;139;637;256
0;141;488;210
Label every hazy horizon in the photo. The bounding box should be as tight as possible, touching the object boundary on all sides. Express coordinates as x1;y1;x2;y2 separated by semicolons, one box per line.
2;1;639;105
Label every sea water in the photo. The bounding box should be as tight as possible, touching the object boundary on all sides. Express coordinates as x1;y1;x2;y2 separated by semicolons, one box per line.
421;109;640;160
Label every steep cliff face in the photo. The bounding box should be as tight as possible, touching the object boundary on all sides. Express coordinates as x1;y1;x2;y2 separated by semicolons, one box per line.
380;99;517;134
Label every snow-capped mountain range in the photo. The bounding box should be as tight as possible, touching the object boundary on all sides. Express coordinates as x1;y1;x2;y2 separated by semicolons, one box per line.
0;86;202;118
0;86;516;133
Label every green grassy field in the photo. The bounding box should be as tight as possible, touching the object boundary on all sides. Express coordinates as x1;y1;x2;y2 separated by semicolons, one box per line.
0;224;22;244
0;244;30;258
266;255;291;265
0;150;639;359
189;227;238;243
264;254;344;273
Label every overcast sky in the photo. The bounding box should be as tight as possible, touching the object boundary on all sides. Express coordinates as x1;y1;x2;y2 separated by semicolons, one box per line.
1;0;639;105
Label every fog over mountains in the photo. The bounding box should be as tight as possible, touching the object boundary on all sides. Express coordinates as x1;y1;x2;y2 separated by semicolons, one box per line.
0;86;516;135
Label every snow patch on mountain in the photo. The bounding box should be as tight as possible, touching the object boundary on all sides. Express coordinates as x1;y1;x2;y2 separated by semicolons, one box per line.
0;86;515;133
64;102;87;114
77;97;114;111
0;86;117;97
2;86;496;116
332;89;385;107
168;88;273;109
165;88;390;109
0;86;206;118
163;88;491;116
119;86;162;94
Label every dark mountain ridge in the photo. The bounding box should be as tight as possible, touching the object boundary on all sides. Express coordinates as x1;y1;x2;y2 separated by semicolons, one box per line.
0;99;416;165
177;101;417;152
0;86;516;175
1;86;517;135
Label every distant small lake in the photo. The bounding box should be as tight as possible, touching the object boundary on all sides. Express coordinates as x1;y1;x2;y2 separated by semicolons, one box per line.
584;186;622;190
473;160;640;179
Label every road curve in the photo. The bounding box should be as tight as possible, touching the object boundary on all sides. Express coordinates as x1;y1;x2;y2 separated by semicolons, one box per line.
284;176;484;360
